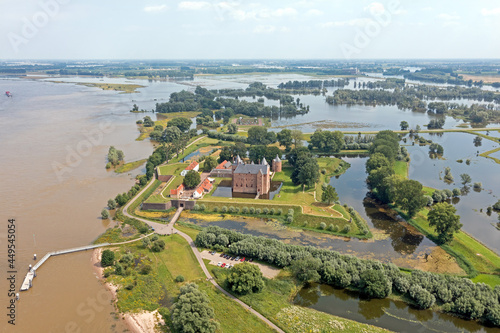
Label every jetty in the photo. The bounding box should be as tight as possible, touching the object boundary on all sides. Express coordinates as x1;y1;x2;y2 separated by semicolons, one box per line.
20;244;109;291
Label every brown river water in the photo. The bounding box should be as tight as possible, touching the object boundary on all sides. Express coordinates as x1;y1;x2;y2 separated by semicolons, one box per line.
0;78;156;333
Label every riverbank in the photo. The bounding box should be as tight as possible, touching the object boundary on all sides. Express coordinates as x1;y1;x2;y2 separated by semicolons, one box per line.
91;248;165;333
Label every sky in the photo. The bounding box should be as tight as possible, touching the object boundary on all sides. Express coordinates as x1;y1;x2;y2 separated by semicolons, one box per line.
0;0;499;60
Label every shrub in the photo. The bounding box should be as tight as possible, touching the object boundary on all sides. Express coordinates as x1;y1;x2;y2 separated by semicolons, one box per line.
342;225;351;233
234;207;240;214
151;240;166;252
193;204;200;211
360;269;392;299
321;168;327;174
452;188;461;197
108;199;117;209
140;265;152;275
213;207;219;212
114;263;124;275
242;207;249;214
424;195;433;206
327;224;334;231
286;215;293;223
473;182;482;190
101;250;115;267
255;208;261;214
175;275;185;283
101;209;110;219
288;209;294;216
221;206;228;213
270;208;275;215
319;222;326;230
200;204;206;211
263;208;269;215
249;207;255;214
120;253;134;264
227;262;264;295
277;209;283;215
228;206;236;213
393;276;410;294
332;225;339;232
151;234;159;242
409;285;435;309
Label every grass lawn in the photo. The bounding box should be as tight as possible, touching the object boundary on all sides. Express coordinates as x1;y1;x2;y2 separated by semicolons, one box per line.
115;159;147;173
472;274;500;288
157;162;187;176
136;111;200;141
394;160;408;178
106;233;276;332
412;210;500;276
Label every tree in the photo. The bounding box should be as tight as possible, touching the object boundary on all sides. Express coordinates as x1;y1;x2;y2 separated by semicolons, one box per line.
101;209;109;219
227;123;238;134
172;283;219;333
101;249;115;267
277;129;293;151
151;240;166;252
248;126;274;145
290;258;321;283
219;146;232;163
360;269;392;299
183;170;200;189
108;146;124;166
366;153;391;174
162;126;182;143
227;263;264;294
473;136;482;147
167;117;192;132
400;121;409;130
290;129;303;148
293;158;320;190
393;179;426;218
107;199;117;209
321;185;339;205
231;142;247;158
142;116;154;127
428;202;462;244
203;156;218;172
460;173;472;187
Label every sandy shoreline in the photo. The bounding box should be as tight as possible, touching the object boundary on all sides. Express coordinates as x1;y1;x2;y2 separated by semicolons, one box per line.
91;248;164;333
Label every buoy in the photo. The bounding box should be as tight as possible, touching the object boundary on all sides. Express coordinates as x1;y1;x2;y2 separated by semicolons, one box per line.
34;254;37;260
28;264;32;271
16;293;20;301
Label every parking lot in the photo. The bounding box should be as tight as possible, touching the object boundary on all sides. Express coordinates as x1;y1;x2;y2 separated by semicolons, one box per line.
200;250;281;279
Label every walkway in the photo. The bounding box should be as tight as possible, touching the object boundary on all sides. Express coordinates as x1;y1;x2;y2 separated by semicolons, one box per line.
20;232;154;291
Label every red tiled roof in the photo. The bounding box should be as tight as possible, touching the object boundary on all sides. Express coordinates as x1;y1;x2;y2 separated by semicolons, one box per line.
170;184;184;196
185;161;199;171
215;160;228;169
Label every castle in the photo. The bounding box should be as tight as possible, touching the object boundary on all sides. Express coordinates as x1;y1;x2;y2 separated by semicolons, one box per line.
231;155;281;195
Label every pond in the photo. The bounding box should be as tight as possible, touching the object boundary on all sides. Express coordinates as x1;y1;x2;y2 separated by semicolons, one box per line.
294;283;500;333
405;132;500;254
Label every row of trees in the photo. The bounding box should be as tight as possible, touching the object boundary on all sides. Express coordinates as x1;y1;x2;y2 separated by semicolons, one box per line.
195;226;500;326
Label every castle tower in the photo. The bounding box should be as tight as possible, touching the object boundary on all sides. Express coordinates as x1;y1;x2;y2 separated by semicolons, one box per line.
272;154;282;172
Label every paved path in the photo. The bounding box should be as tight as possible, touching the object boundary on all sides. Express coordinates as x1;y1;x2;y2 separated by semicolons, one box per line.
123;174;284;332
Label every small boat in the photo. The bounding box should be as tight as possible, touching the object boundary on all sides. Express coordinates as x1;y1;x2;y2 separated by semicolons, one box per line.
5;91;12;97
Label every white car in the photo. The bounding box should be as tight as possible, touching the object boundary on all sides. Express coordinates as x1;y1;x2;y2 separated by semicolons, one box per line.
217;262;222;267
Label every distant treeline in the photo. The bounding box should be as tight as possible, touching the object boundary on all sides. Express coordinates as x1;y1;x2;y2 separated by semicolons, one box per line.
277;79;349;89
404;68;485;87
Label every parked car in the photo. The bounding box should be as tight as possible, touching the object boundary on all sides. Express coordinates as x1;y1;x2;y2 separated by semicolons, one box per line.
217;262;222;267
220;253;224;257
249;258;253;262
235;256;240;261
241;257;245;262
221;263;226;268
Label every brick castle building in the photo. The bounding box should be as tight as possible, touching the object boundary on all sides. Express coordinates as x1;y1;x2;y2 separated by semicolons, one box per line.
231;155;282;195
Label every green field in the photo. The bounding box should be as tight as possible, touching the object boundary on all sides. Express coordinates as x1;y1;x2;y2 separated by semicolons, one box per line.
115;159;147;173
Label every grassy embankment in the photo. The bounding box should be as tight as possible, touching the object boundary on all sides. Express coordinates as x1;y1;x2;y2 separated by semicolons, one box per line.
104;234;276;333
48;81;144;93
115;159;147;174
396;160;500;285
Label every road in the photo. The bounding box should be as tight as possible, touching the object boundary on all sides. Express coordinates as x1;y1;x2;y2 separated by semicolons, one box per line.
122;165;285;332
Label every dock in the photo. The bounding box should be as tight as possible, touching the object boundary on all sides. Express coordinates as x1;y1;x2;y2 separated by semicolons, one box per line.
20;243;109;291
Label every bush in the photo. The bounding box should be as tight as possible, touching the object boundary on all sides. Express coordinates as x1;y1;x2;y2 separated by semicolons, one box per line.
332;225;339;232
327;224;334;231
342;225;351;233
263;208;269;215
270;208;275;215
228;206;236;213
473;182;482;190
409;285;435;309
101;250;115;267
193;204;200;211
175;275;185;283
221;206;228;213
140;265;152;275
393;276;410;294
227;262;264;294
288;209;294;216
151;240;166;252
277;209;283;215
286;215;293;223
108;199;117;209
234;207;240;214
360;269;392;299
249;207;255;214
200;204;206;211
452;188;461;197
255;208;261;214
101;209;110;219
151;234;159;242
319;222;326;230
172;284;219;333
213;207;219;212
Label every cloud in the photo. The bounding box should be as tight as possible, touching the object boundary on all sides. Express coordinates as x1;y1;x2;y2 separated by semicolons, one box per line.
253;25;291;34
481;7;500;16
306;9;323;16
437;13;460;27
144;4;167;12
178;1;211;11
364;2;385;15
421;7;433;12
320;18;373;28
